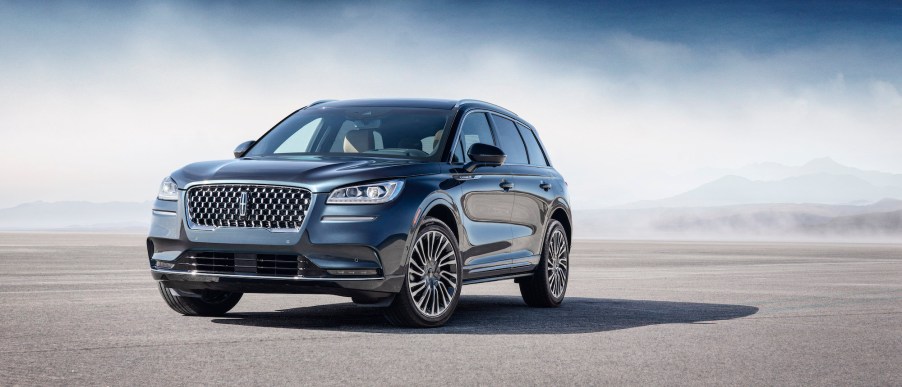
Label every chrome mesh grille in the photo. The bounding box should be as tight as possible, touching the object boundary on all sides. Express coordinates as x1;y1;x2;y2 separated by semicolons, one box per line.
186;184;311;230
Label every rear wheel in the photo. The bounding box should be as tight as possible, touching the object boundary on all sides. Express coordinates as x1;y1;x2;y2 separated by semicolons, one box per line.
385;217;462;327
157;282;242;316
519;220;569;307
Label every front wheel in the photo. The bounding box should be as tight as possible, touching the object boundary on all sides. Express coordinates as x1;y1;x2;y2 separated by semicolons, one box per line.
385;217;462;327
519;220;569;307
157;282;243;316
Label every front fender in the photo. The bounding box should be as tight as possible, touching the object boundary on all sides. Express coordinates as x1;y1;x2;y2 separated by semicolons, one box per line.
398;179;465;276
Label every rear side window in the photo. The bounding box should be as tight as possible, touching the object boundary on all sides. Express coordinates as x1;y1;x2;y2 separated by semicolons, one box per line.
516;123;549;166
491;115;529;164
457;112;495;162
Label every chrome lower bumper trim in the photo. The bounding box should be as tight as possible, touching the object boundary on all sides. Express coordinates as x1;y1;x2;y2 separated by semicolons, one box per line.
320;216;377;222
151;268;382;281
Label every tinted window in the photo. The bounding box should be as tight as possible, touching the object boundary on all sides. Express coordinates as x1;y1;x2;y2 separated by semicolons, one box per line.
492;115;528;164
516;123;549;166
452;140;465;163
457;112;495;162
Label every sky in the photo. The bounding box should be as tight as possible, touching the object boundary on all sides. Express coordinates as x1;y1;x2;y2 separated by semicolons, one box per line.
0;0;900;209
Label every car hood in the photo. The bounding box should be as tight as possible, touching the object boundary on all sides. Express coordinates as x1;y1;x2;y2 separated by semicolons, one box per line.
170;156;439;193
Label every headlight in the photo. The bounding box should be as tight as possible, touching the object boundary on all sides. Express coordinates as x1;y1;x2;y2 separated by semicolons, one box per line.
327;180;403;204
157;177;179;201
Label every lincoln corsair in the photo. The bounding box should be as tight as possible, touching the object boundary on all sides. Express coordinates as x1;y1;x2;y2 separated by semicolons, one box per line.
148;98;572;327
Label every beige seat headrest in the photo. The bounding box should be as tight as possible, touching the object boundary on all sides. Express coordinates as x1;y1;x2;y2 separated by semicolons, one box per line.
343;130;375;153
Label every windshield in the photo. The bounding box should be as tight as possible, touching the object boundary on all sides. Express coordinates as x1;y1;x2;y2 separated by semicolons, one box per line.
245;107;453;160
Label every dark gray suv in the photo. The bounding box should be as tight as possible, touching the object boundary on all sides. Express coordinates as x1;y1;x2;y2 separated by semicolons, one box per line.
148;99;571;327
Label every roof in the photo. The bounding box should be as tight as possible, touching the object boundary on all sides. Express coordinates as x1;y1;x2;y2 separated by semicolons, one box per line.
312;98;458;110
308;98;520;119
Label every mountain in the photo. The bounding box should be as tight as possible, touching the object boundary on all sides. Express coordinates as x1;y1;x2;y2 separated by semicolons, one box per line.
0;201;152;231
605;157;902;239
625;173;902;208
577;199;902;241
683;157;902;189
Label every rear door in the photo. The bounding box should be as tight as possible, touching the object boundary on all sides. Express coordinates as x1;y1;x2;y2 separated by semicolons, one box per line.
490;115;554;272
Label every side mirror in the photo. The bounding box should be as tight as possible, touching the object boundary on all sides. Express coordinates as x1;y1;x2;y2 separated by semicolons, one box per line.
233;140;255;158
464;143;506;172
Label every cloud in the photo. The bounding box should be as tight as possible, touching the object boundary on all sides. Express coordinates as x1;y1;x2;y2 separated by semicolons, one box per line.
0;1;900;208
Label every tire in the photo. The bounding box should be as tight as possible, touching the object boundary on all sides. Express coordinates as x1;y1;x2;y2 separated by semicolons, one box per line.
519;220;569;307
157;282;243;316
385;217;462;327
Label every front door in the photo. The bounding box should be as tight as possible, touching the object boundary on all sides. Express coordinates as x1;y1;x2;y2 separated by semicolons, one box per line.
450;112;515;279
456;171;515;276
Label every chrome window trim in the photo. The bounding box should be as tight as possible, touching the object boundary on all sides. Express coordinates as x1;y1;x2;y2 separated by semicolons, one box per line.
447;108;540;166
447;109;497;165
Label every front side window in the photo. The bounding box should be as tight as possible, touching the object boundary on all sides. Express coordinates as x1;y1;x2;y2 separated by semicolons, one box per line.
457;112;495;163
246;107;452;160
491;115;529;164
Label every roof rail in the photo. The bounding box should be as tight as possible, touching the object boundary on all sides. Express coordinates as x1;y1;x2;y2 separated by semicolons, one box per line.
306;99;337;107
456;99;518;117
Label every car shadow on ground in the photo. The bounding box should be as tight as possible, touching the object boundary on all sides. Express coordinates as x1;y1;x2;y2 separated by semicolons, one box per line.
211;295;758;334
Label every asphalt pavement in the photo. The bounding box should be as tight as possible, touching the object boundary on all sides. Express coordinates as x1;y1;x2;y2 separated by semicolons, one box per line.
0;233;900;386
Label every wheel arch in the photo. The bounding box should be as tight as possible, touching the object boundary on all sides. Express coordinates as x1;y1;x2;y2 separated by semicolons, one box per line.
549;204;572;245
423;202;460;242
404;195;465;264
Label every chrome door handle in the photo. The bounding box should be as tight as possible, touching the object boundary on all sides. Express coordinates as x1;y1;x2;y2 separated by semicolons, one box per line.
539;182;552;191
500;181;514;191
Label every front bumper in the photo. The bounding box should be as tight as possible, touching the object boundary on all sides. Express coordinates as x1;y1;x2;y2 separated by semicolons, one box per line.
147;188;419;298
152;269;396;298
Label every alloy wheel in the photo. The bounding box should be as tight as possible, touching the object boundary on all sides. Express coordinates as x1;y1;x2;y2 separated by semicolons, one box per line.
547;229;569;298
407;230;459;317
